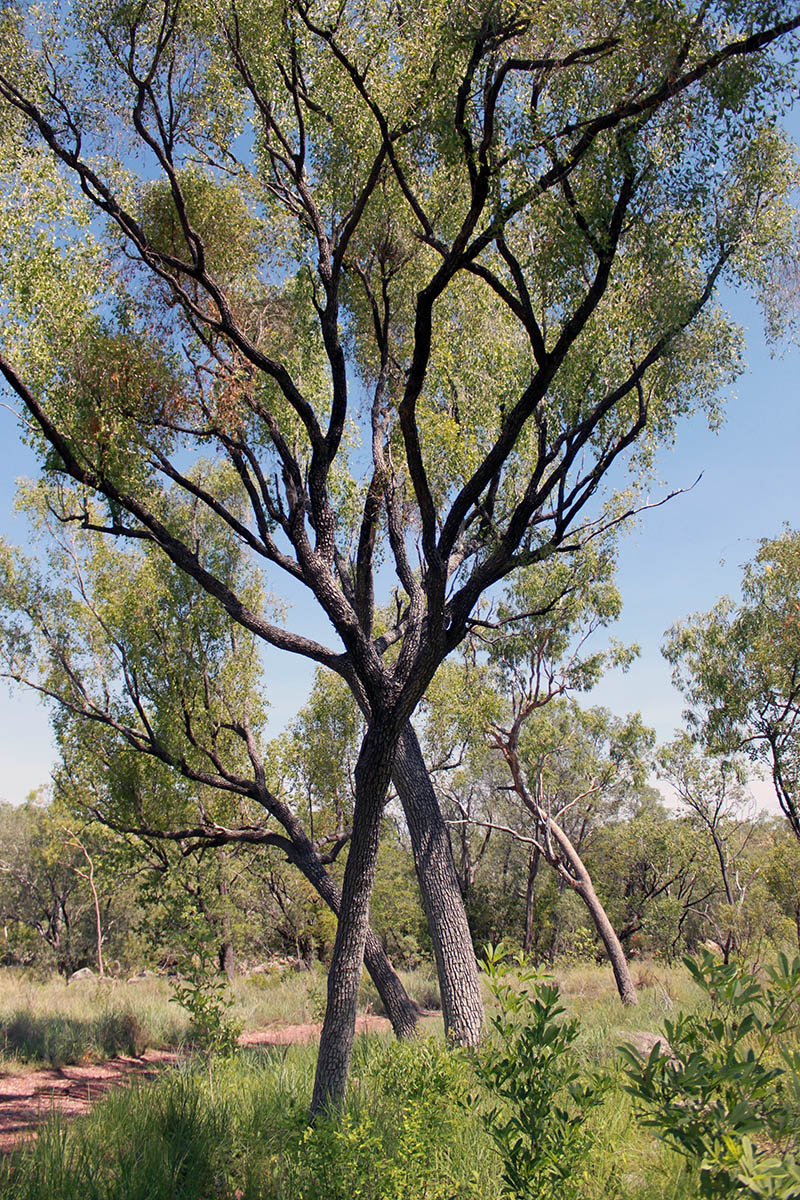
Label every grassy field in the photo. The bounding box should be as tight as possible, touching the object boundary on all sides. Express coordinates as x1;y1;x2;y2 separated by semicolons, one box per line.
0;959;786;1200
0;962;444;1068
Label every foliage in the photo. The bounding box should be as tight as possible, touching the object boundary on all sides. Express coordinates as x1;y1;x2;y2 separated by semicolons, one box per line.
473;944;608;1199
665;529;800;841
172;943;243;1057
621;950;800;1199
282;1038;475;1200
1;0;799;1103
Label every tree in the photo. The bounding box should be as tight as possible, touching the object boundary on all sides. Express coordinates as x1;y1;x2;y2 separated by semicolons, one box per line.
658;734;756;962
588;791;711;959
0;795;122;975
665;530;800;842
0;0;797;1107
0;487;419;1034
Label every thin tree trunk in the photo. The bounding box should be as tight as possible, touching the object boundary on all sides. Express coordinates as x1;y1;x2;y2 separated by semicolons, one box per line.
393;724;484;1046
547;820;638;1006
311;725;394;1114
217;869;236;982
523;846;540;956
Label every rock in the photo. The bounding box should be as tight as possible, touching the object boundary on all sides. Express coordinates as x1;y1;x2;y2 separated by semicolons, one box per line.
623;1031;674;1060
68;967;95;982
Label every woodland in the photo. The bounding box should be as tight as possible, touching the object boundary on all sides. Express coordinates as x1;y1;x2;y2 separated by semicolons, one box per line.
0;0;798;1195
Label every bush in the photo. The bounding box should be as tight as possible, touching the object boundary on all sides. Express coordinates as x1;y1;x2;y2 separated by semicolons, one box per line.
621;950;800;1199
471;945;607;1200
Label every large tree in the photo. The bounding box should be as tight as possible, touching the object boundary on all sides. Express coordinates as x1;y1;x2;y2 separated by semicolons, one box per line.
0;0;797;1108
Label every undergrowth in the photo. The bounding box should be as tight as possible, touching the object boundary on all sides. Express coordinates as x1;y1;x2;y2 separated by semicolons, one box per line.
1;958;796;1199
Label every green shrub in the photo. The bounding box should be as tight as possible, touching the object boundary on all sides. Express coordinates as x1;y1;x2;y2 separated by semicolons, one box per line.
621;950;800;1199
279;1037;482;1199
471;944;607;1200
172;958;242;1056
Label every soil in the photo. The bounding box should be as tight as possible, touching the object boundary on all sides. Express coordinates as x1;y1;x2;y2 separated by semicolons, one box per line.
0;1014;393;1155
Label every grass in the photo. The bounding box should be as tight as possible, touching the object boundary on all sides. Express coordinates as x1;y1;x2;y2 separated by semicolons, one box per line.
0;972;187;1067
0;961;444;1068
5;957;793;1199
0;960;709;1200
0;1026;696;1200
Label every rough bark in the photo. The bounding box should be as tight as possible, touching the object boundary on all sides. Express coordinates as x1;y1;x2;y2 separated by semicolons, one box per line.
287;835;419;1039
393;723;484;1046
311;725;395;1114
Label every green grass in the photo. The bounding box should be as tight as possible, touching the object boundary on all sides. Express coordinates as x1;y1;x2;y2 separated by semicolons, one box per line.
0;962;707;1200
0;961;444;1068
0;1031;696;1200
0;972;187;1067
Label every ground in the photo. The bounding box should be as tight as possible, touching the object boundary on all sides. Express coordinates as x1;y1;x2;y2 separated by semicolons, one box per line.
0;1014;394;1153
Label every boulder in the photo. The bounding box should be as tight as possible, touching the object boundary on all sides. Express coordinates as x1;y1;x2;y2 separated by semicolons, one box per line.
68;967;95;982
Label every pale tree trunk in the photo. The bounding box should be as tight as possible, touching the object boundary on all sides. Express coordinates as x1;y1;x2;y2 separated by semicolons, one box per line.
393;724;484;1045
68;830;104;979
523;846;541;956
311;724;396;1114
547;820;638;1006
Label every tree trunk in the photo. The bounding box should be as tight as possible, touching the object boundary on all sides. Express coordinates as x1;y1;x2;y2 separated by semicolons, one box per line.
217;870;236;982
547;820;638;1006
218;932;236;981
249;774;419;1040
523;846;540;956
311;724;396;1114
393;723;484;1046
287;836;419;1039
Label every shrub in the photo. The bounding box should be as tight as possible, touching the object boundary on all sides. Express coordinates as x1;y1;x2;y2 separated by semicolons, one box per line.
621;950;800;1199
471;944;607;1200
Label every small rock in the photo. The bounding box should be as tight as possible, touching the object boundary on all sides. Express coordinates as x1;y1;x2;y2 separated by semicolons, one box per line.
68;967;95;982
623;1031;674;1059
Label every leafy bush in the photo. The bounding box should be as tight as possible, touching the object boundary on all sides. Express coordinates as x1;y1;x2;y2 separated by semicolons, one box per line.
621;950;800;1199
172;961;242;1056
280;1037;479;1199
472;945;607;1200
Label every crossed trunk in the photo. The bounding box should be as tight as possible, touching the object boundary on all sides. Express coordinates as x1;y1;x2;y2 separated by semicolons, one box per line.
311;718;486;1112
393;725;484;1045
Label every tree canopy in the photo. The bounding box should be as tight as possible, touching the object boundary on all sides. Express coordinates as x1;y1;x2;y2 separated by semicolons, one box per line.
0;0;798;1107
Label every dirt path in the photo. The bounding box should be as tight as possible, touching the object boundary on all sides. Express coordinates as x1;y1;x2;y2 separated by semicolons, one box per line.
0;1014;393;1154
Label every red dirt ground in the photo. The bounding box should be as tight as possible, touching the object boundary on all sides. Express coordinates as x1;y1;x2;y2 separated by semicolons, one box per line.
0;1014;393;1154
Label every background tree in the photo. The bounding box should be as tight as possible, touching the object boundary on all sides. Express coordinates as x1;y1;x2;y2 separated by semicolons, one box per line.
0;795;128;976
0;0;798;1105
665;530;800;842
665;529;800;945
658;735;756;962
0;484;420;1035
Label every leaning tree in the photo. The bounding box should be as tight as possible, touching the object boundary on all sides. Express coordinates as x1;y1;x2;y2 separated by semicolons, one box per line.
0;482;421;1034
0;0;797;1108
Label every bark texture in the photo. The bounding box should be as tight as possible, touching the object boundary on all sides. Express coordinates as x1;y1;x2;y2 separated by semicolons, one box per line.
288;836;419;1039
311;725;396;1113
393;724;484;1045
